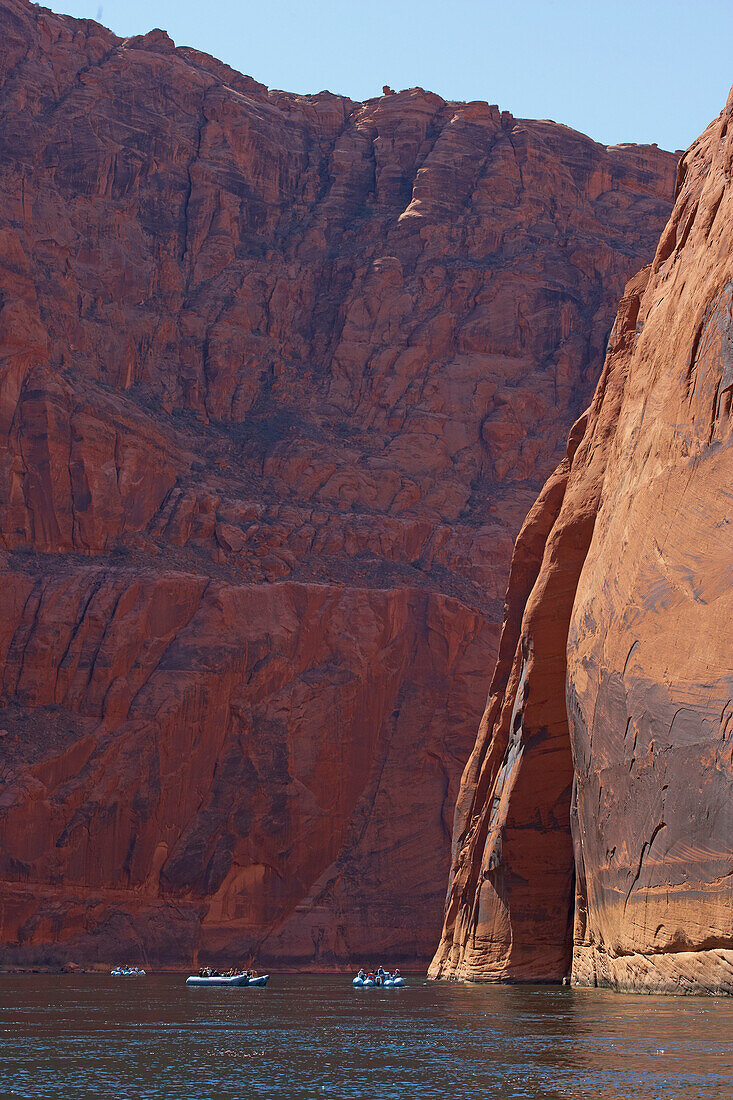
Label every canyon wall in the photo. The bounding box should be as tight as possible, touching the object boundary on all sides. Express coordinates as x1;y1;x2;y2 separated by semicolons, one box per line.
0;0;676;967
430;90;732;994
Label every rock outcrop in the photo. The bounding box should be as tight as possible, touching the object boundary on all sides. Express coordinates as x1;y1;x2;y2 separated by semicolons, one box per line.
430;90;732;994
0;0;677;968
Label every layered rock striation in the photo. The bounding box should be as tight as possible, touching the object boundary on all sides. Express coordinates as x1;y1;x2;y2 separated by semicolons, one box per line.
0;0;676;967
430;90;732;994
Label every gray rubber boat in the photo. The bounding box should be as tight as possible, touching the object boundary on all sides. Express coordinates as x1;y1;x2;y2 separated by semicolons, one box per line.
185;973;269;987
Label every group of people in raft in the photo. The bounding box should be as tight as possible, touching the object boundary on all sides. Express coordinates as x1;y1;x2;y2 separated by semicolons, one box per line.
355;966;402;986
197;966;261;979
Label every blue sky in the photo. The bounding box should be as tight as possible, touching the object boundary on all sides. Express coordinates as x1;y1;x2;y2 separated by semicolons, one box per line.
41;0;732;151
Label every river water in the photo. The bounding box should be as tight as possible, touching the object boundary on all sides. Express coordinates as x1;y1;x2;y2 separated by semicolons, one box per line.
0;974;730;1099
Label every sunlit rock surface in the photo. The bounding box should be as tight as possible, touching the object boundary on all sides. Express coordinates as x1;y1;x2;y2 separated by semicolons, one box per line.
430;91;732;994
0;0;676;967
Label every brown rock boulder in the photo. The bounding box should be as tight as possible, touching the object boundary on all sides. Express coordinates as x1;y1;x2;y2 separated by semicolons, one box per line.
0;0;676;967
431;92;732;994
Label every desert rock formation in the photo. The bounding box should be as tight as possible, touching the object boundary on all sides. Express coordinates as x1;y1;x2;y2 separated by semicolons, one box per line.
0;0;676;967
430;89;732;994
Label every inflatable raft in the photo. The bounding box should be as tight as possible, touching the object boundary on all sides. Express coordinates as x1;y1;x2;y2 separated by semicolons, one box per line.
111;968;145;976
185;973;269;987
352;975;404;987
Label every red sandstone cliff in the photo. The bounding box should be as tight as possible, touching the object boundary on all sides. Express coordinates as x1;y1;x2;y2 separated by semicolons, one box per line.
0;0;676;968
430;90;732;994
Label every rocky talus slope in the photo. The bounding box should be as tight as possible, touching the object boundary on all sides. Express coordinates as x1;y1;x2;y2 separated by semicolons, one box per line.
0;0;676;967
430;89;733;994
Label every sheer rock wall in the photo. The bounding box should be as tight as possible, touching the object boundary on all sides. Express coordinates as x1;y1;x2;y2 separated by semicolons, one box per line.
430;91;732;994
0;0;676;967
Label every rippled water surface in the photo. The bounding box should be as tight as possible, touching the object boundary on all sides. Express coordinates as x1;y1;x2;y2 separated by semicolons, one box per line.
1;974;731;1099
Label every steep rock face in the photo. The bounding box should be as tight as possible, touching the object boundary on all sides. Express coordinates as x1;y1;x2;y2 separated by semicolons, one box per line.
430;93;732;993
0;574;490;966
569;97;733;996
0;0;676;967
